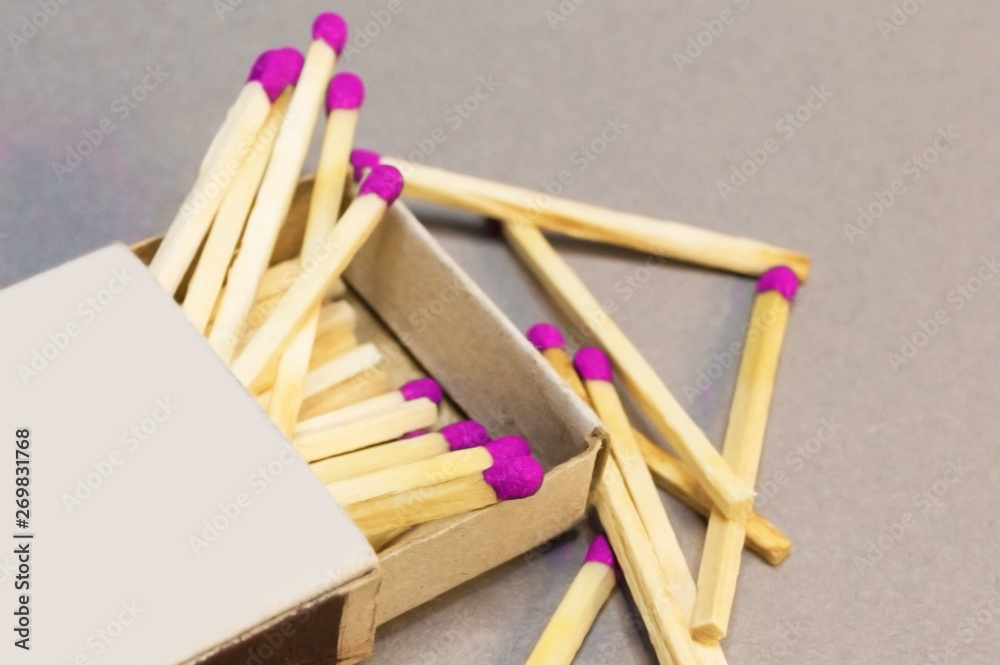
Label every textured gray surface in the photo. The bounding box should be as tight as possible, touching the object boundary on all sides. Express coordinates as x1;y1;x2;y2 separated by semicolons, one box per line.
2;1;999;663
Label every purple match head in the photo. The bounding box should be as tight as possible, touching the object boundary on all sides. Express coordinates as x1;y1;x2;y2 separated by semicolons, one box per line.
358;164;403;204
247;48;305;102
312;13;348;54
441;421;490;451
584;534;617;570
573;347;613;382
526;323;566;351
483;436;532;460
402;429;428;439
350;148;381;182
483;455;545;501
756;265;798;302
399;378;443;404
326;72;365;112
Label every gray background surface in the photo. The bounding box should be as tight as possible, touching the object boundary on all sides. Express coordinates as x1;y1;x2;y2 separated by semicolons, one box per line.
2;1;999;663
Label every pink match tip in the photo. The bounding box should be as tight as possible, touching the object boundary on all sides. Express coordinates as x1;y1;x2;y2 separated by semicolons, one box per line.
358;164;403;204
756;265;798;302
326;72;365;112
399;378;443;404
584;534;618;571
312;13;348;54
441;421;490;451
483;456;545;501
483;436;532;460
350;148;381;182
247;48;305;102
526;323;566;351
402;429;428;439
573;347;613;382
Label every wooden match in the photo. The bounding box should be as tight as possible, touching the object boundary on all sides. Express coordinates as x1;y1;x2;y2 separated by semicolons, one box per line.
230;164;403;391
256;342;379;403
293;395;439;463
149;48;304;294
523;535;619;665
209;13;348;363
378;156;810;281
182;86;295;333
328;435;531;506
295;377;442;434
348;455;544;536
309;420;490;484
268;72;367;436
574;347;696;615
692;266;797;641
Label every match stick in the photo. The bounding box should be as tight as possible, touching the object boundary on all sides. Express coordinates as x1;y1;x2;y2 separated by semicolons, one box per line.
255;342;379;407
504;222;754;520
328;435;531;506
574;347;696;614
638;432;791;565
527;322;792;564
209;13;348;363
379;156;810;281
524;535;619;665
347;455;544;535
592;461;700;665
692;266;797;641
182;87;296;333
252;305;358;395
149;48;305;294
230;164;403;391
296;377;441;434
309;420;490;484
293;396;438;462
268;72;367;436
299;370;392;421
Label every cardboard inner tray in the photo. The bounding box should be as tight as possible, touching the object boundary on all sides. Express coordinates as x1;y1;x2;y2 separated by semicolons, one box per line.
133;178;605;653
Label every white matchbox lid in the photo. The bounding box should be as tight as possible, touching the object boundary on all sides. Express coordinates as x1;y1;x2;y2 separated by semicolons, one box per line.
0;244;378;665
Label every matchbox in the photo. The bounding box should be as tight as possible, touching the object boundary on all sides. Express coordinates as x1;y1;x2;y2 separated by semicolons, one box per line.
131;179;605;660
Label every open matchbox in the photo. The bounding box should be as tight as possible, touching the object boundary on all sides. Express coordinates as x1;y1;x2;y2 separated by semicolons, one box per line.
0;178;604;665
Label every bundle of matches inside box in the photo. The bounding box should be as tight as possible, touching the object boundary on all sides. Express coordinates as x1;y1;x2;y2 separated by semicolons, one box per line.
144;11;810;665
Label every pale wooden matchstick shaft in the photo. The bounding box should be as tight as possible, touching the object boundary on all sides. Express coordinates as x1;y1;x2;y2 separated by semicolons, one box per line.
297;389;405;434
268;93;362;436
580;364;696;614
381;157;810;281
293;396;438;462
207;258;347;329
328;444;495;506
693;281;793;640
182;89;294;333
504;222;754;520
349;472;497;534
593;461;700;665
208;38;338;363
524;560;616;665
637;430;791;565
150;84;273;294
309;430;457;484
299;370;392;421
537;340;790;564
256;342;379;405
230;191;393;391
